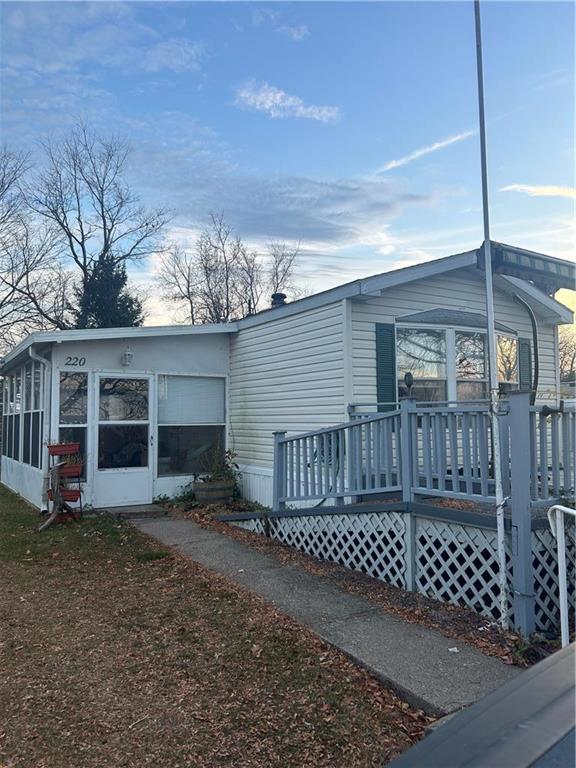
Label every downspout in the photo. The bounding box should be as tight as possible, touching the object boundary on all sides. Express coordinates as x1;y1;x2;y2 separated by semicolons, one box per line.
513;294;540;406
28;346;52;509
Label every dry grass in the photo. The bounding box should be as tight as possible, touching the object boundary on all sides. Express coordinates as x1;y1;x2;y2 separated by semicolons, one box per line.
0;486;430;768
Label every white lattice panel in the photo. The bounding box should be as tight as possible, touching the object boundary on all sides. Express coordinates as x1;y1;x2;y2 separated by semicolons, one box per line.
531;526;576;633
230;512;575;638
231;518;267;535
415;518;514;621
271;512;407;588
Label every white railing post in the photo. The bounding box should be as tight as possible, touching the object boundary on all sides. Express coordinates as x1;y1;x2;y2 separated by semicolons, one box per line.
547;504;576;648
509;391;535;636
272;431;287;513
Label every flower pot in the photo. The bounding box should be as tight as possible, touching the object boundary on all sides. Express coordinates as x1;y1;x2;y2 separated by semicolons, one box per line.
48;443;80;457
59;463;83;477
193;479;235;505
60;488;81;502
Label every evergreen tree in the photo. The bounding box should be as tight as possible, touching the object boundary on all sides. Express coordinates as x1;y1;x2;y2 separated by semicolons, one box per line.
74;258;144;329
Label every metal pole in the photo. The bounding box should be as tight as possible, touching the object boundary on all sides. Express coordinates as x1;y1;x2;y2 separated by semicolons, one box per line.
474;0;508;628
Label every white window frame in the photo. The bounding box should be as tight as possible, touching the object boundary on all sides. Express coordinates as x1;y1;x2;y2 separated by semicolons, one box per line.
396;323;519;403
155;372;227;480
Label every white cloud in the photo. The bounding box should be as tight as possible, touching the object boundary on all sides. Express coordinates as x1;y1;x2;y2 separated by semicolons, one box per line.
376;130;476;173
277;24;309;41
235;81;340;122
251;8;309;41
141;39;204;73
2;3;205;76
499;184;576;200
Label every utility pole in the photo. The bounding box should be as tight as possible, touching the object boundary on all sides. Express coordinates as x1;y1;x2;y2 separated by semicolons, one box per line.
474;0;508;628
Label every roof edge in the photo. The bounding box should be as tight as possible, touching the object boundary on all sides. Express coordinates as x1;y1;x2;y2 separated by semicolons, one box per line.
0;322;237;373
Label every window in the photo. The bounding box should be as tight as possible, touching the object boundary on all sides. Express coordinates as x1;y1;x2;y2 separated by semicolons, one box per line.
2;363;44;465
456;331;487;401
60;372;88;424
157;375;225;477
99;378;148;421
98;424;148;469
59;372;87;476
497;335;519;385
397;328;447;402
395;325;519;404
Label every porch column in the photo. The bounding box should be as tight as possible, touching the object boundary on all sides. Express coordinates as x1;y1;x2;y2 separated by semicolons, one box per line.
272;431;287;513
508;390;535;636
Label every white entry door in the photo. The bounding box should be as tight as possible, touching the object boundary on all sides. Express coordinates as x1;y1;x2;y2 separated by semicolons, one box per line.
92;374;153;507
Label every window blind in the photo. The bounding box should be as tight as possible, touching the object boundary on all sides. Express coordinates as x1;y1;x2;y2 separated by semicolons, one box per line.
158;376;225;425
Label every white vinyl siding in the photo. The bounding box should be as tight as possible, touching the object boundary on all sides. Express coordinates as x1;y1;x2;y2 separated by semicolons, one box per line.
351;267;559;404
229;302;345;469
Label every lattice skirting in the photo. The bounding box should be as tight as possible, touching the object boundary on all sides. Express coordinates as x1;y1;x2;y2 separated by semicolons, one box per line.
234;512;407;588
231;514;575;635
414;518;514;623
532;526;576;633
233;518;267;536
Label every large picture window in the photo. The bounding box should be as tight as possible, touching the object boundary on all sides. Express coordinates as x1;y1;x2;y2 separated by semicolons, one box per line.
395;325;519;403
157;375;225;477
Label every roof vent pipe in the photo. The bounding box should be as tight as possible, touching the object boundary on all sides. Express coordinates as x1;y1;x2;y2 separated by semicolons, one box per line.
271;293;287;308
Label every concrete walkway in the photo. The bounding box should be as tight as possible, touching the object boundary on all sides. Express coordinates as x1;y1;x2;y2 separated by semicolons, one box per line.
133;517;519;717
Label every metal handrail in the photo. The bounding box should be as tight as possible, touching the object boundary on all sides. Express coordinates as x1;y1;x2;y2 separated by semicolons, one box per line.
547;504;576;647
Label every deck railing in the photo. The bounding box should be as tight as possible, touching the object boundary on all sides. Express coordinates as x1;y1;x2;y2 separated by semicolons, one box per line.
530;407;575;502
408;404;496;501
272;410;402;509
273;395;575;511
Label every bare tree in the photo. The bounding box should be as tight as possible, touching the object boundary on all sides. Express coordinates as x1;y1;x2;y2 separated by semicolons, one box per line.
268;241;299;296
156;245;200;324
0;125;168;344
0;148;27;234
0;148;57;352
157;214;300;324
25;125;168;285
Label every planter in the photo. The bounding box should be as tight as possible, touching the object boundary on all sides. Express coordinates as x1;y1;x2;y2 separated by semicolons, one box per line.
193;479;235;505
59;463;83;478
48;443;80;457
60;488;81;502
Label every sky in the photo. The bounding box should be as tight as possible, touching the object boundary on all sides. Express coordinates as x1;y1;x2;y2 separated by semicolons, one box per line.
1;1;574;323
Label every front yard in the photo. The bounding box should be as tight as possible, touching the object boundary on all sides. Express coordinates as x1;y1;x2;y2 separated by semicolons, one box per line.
0;486;429;768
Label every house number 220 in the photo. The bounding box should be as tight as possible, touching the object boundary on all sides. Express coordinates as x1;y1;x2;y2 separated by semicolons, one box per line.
64;356;86;366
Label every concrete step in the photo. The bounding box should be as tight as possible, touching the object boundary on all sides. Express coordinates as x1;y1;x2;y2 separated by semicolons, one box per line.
96;505;169;521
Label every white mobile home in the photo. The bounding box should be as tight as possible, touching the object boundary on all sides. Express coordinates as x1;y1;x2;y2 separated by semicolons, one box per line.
1;242;573;509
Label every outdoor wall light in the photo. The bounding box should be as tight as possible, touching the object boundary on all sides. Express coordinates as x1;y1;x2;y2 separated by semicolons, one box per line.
121;346;133;367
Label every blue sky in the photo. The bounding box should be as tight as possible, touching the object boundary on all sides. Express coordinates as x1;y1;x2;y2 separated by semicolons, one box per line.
1;1;574;320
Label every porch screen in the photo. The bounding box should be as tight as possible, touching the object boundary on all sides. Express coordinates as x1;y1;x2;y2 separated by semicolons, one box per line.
2;364;43;466
157;376;225;477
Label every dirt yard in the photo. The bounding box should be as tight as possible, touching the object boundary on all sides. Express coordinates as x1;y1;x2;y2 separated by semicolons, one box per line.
0;486;430;768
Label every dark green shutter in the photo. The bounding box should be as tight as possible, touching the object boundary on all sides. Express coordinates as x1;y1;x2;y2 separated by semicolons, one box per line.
375;323;396;412
518;338;532;391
